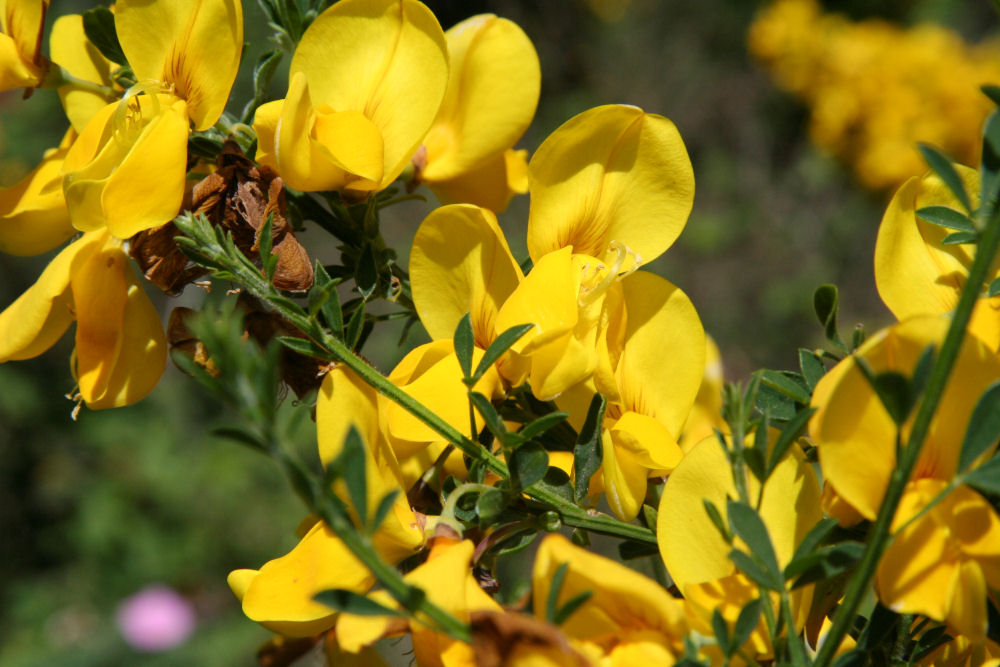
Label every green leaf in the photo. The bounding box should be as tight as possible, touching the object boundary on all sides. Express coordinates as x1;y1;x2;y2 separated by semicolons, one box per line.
788;517;838;567
453;313;475;381
241;49;283;122
371;490;399;533
703;499;731;542
469;392;506;440
989;277;1000;298
960;382;1000;473
509;442;549;489
355;242;379;300
759;370;811;404
314;589;403;617
732;598;763;652
786;542;864;589
471;323;533;383
312;263;344;337
983;85;1000;107
475;488;506;524
276;335;333;360
541;467;574;502
729;550;781;591
916;206;975;232
573;394;606;504
82;7;128;65
963;456;1000;495
344;301;366;350
910;344;936;400
744;446;766;483
798;348;826;391
211;426;265;451
553;591;592;626
854;359;913;426
857;603;899;651
727;501;782;587
832;650;868;667
755;384;797;420
642;503;658;530
494;529;538;557
258;213;277;281
712;609;732;657
767;407;815;478
918;144;972;213
338;426;368;527
618;540;659;560
981;112;1000;207
942;231;977;245
519;411;569;441
545;562;570;624
813;284;842;345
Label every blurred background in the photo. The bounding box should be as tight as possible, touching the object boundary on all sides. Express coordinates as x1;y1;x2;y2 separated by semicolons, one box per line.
1;0;998;663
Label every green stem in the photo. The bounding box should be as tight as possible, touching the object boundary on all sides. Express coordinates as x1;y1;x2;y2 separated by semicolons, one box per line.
176;215;657;546
813;197;1000;667
42;66;116;98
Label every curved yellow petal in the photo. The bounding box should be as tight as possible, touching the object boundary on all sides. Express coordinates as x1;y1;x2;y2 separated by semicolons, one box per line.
812;316;1000;520
874;167;983;326
252;99;282;169
0;138;75;256
421;14;539;182
410;203;522;347
526;105;694;265
609;410;683;470
316;365;423;560
50;15;116;132
426;148;529;212
64;95;189;238
601;432;650;522
618;271;704;437
532;534;686;647
81;263;166;409
115;0;243;129
0;232;100;362
679;334;726;452
235;520;375;638
290;0;448;191
658;433;821;590
0;0;47;90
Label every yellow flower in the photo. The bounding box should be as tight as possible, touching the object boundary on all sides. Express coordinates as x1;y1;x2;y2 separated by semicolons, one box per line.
811;316;1000;639
0;229;166;409
0;0;48;91
253;0;448;194
658;433;822;661
417;13;540;212
874;165;1000;351
229;365;424;637
678;334;727;452
0;129;76;256
532;534;688;664
63;0;244;236
49;13;117;132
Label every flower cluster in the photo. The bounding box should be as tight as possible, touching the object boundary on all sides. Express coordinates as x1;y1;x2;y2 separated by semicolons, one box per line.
5;1;1000;665
748;0;1000;189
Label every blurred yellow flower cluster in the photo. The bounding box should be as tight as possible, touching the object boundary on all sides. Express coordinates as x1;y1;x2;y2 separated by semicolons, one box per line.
748;0;1000;189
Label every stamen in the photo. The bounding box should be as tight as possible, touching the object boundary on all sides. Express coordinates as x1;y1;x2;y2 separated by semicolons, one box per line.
577;241;643;306
112;81;168;147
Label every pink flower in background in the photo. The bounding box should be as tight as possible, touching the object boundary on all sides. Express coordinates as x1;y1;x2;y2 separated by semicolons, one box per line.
116;585;196;652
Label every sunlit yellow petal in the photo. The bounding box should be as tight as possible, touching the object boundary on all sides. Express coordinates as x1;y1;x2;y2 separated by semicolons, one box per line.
64;95;189;238
532;534;686;647
410;204;522;347
50;15;116;132
0;231;100;362
252;99;282;169
618;271;704;437
526;105;694;265
0;138;75;256
601;431;649;521
425;148;528;212
421;14;539;182
0;0;46;90
116;0;243;129
609;410;683;470
313;108;385;183
236;520;375;638
290;0;448;190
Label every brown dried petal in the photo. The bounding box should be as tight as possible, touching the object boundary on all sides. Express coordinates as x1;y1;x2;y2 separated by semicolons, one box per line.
130;222;207;294
469;610;594;667
167;307;218;377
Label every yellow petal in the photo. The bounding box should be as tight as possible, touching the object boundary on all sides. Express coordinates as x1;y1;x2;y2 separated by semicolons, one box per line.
410;203;523;347
948;560;988;644
115;0;243;129
812;316;1000;519
289;0;448;190
609;410;683;470
313;108;385;183
426;148;528;212
0;138;75;256
0;0;46;90
0;232;100;362
316;366;423;561
421;14;539;182
601;431;650;522
526;105;694;266
532;534;686;646
252;99;282;169
617;271;704;437
679;334;727;452
50;15;116;132
237;520;376;638
63;95;189;238
658;433;821;590
874;167;983;326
